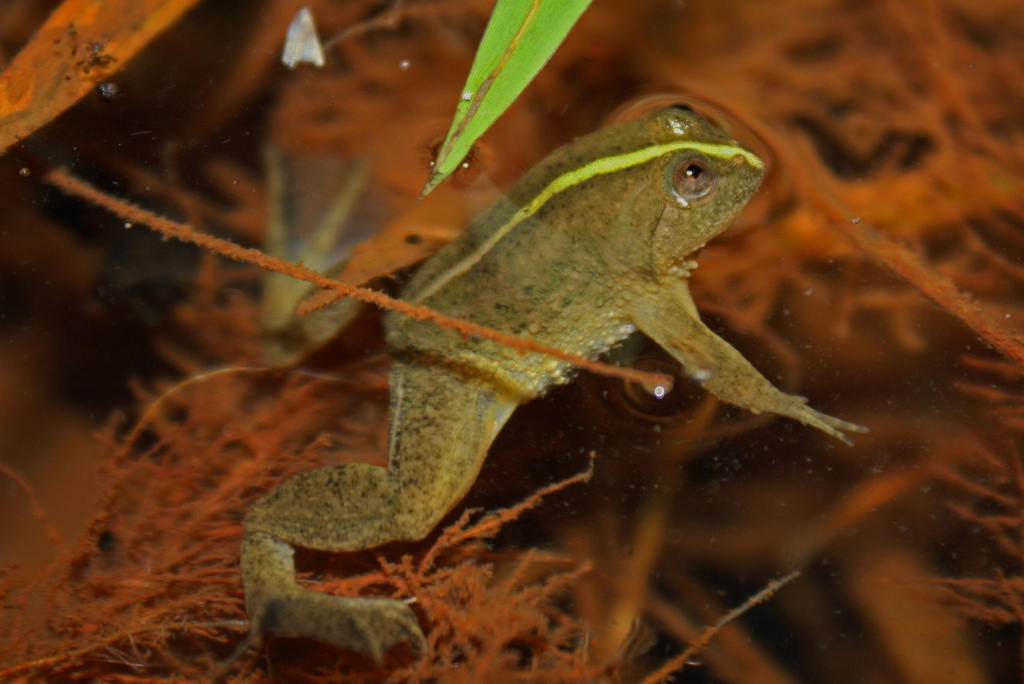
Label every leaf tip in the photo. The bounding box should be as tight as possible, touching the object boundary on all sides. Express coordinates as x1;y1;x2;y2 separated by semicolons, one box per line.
420;172;446;197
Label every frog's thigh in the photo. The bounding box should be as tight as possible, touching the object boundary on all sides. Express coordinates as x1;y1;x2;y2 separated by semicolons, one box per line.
387;361;517;539
240;361;516;658
631;284;864;443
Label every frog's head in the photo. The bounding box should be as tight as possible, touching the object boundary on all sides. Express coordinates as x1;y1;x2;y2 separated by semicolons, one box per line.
643;106;765;272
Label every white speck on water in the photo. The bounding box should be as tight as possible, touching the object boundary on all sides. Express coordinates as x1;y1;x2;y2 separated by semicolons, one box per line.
691;366;714;382
282;8;326;68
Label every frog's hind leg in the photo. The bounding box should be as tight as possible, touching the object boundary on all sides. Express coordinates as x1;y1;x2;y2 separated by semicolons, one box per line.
240;361;517;662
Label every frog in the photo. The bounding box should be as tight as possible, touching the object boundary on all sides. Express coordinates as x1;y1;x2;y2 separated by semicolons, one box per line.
239;106;866;661
260;145;371;367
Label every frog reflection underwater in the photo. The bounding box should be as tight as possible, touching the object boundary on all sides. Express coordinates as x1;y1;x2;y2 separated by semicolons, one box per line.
240;107;865;660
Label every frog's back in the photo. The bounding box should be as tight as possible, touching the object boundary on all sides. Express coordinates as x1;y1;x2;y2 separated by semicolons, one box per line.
398;118;656;305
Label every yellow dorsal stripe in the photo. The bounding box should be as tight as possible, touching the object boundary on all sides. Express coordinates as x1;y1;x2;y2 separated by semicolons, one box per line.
411;141;762;304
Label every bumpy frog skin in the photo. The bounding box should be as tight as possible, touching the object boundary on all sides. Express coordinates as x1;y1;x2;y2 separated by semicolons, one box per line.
240;107;865;660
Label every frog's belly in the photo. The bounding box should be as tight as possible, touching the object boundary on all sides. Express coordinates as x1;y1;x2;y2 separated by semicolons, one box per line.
387;224;637;397
385;299;636;400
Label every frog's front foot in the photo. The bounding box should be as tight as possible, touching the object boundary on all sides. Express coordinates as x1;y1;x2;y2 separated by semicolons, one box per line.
242;531;425;662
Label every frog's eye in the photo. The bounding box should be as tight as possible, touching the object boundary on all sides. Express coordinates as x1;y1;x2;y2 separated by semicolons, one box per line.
669;156;717;206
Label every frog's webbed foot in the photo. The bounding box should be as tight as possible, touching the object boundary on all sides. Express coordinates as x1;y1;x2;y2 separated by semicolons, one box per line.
237;363;516;664
778;395;868;444
765;394;867;445
631;282;867;444
242;532;424;663
239;462;424;664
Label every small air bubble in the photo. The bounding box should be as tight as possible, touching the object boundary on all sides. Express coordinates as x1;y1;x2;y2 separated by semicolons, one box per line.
851;217;862;224
124;222;133;229
97;81;118;98
638;378;670;398
461;91;473;100
399;59;410;69
804;288;813;295
18;168;29;177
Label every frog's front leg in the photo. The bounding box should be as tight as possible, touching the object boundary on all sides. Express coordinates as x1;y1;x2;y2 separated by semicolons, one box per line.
630;280;866;444
241;361;517;661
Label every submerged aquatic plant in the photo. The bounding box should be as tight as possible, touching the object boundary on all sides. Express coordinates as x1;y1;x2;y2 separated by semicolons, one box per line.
0;357;607;681
2;0;1024;681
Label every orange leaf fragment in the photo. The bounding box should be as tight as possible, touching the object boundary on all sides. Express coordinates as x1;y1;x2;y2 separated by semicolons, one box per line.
297;183;475;316
339;183;471;287
0;0;204;155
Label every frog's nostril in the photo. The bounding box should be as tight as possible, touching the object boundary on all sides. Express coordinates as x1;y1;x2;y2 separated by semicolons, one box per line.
730;151;765;171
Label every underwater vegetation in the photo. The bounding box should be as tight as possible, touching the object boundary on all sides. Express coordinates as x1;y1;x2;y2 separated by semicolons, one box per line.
2;0;1024;681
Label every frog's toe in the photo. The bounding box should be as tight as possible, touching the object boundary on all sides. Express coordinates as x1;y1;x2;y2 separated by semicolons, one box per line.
833;416;869;434
798;407;867;445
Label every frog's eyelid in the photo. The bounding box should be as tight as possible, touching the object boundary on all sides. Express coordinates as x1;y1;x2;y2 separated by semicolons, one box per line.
411;141;762;303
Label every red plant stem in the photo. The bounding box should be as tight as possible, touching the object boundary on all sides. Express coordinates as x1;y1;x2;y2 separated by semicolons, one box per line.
813;195;1024;369
0;462;64;553
641;570;800;684
758;118;1024;370
45;168;672;390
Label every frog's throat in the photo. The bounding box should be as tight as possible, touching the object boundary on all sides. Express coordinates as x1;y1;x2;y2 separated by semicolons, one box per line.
410;141;763;304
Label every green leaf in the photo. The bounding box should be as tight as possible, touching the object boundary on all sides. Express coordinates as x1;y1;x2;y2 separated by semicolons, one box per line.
421;0;593;195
